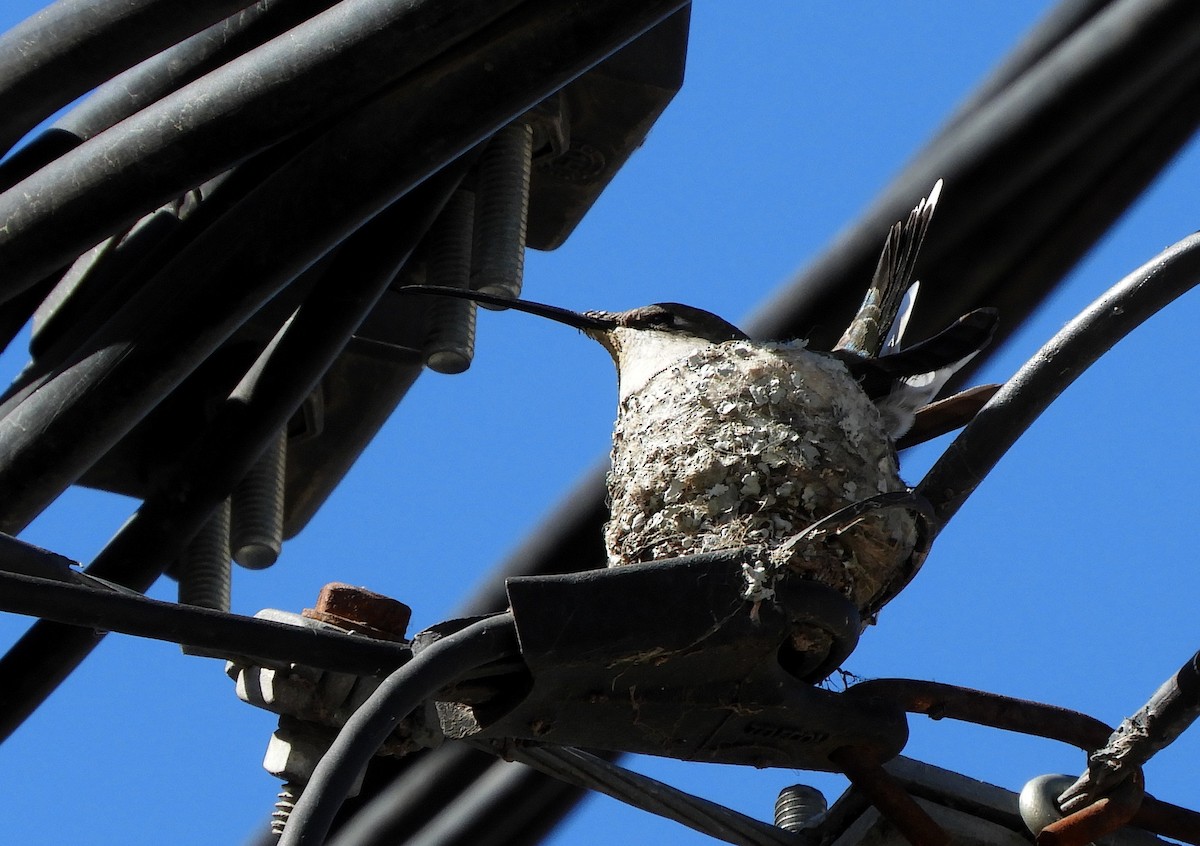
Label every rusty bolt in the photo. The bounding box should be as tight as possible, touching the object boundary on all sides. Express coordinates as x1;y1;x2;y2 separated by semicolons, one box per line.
303;582;412;642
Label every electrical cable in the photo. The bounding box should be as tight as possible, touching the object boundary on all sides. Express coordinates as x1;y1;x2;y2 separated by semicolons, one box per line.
277;613;521;846
0;569;410;677
496;745;808;846
0;0;255;156
0;0;529;298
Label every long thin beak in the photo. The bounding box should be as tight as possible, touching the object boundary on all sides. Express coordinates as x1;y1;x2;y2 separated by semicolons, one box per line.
398;284;615;332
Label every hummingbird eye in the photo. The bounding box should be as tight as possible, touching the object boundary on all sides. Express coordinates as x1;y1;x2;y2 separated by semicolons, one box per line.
620;305;677;329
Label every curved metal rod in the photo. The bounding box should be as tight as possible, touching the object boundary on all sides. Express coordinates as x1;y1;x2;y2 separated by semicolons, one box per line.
917;230;1200;529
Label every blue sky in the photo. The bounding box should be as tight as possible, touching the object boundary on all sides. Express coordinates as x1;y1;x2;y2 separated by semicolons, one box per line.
1;2;1198;844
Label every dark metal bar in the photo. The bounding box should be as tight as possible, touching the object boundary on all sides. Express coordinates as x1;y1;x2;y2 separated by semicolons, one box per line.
916;231;1200;528
0;0;256;156
829;746;949;846
847;678;1113;751
0;162;469;741
0;0;529;299
1132;795;1200;846
0;569;409;676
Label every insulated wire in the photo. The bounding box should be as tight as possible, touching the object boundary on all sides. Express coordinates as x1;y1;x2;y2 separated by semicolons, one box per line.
278;613;520;846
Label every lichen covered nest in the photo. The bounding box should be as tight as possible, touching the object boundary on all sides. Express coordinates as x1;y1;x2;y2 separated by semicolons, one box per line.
604;340;918;614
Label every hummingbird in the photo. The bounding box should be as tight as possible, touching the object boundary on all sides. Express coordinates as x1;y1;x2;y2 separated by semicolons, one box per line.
402;181;997;619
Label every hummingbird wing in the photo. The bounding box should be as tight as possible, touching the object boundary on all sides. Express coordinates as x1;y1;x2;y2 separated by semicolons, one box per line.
836;180;942;357
832;308;1000;438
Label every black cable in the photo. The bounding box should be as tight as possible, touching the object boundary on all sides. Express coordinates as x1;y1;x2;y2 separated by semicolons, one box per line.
0;569;410;676
0;0;255;156
0;0;342;190
326;744;587;846
0;0;529;298
54;0;343;142
278;613;521;846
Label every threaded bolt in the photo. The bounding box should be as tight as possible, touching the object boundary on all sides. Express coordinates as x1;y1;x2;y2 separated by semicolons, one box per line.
472;122;533;306
423;188;476;374
271;780;302;837
231;428;286;569
774;784;827;832
177;498;232;611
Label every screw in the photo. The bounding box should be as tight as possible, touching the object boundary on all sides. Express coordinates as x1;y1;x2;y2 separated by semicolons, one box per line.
263;719;366;838
422;188;476;374
303;582;412;641
774;784;827;832
472;122;533;306
271;781;302;838
177;498;231;611
231;427;286;569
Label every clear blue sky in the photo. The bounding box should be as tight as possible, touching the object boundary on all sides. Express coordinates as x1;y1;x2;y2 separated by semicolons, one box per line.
1;2;1198;844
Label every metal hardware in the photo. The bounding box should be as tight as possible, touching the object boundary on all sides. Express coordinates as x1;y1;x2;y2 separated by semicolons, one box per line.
231;428;286;569
423;189;477;374
472;122;533;304
774;784;827;833
177;498;231;612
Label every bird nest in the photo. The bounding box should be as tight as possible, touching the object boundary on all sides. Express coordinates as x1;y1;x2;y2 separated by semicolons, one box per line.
604;341;918;615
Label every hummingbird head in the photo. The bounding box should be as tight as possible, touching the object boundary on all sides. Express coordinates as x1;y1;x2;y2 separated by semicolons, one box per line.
580;303;748;401
399;287;749;402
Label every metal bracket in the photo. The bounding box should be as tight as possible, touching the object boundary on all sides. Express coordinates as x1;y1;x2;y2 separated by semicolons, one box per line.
437;550;909;769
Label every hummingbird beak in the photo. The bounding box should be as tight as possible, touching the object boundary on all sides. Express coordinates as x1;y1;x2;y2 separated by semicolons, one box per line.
398;285;617;333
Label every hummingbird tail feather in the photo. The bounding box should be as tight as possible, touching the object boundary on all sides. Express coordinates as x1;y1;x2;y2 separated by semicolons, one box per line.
867;307;999;437
837;179;943;356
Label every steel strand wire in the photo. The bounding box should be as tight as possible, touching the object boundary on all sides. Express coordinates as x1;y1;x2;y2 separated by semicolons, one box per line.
277;614;521;846
494;745;808;846
325;745;583;846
